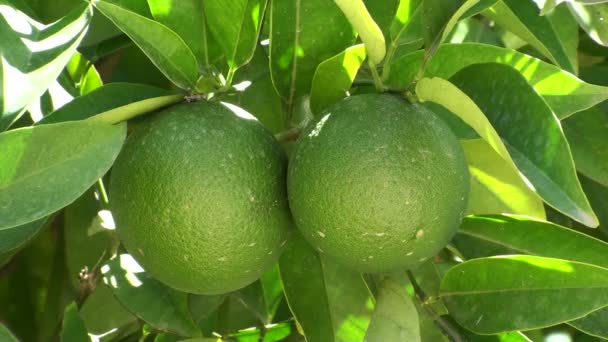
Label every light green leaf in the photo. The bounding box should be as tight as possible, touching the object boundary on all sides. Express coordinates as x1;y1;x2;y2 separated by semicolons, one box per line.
563;108;608;188
455;214;608;264
39;83;173;124
440;0;498;43
449;63;597;227
568;2;608;46
365;278;420;342
148;0;222;69
95;1;198;90
269;0;355;108
388;43;608;119
0;323;18;342
441;255;608;333
102;254;201;337
461;139;546;219
484;0;578;73
335;0;385;65
382;0;423;80
61;302;89;342
0;2;92;130
0;120;126;229
310;44;366;114
203;0;267;70
279;233;374;342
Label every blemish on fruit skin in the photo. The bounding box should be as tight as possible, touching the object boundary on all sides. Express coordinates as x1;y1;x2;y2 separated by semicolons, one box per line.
375;232;385;237
317;231;326;238
248;242;256;247
138;248;145;256
281;240;288;247
416;230;424;238
218;256;227;262
318;247;324;253
268;250;273;255
406;251;414;256
368;255;374;259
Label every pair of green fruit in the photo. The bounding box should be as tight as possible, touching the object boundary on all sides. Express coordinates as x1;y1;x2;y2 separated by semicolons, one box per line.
109;94;470;295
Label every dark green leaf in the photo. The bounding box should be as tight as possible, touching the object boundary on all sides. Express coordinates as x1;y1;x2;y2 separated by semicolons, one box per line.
334;0;385;65
0;120;126;229
310;44;366;114
203;0;267;70
79;284;138;340
279;233;374;342
422;0;462;48
95;1;199;90
382;0;423;80
569;308;608;339
364;278;420;342
101;254;201;337
0;324;18;342
61;302;89;342
387;43;608;118
484;0;578;73
0;217;47;254
39;83;173;124
455;214;608;264
449;63;597;227
461;139;546;218
148;0;222;69
0;2;92;130
562;107;608;188
269;0;355;107
441;255;608;333
363;0;400;40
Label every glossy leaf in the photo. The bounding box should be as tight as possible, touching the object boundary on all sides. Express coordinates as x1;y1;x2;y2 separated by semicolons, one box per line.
449;63;597;227
439;0;498;44
269;0;355;107
484;0;578;73
0;2;92;130
39;83;173;124
363;0;400;40
148;0;222;69
455;214;608;264
562;107;608;187
203;0;267;69
80;285;138;340
335;0;385;65
310;44;366;114
387;43;608;118
382;0;423;80
0;120;126;229
0;324;18;342
0;217;47;254
441;255;608;333
95;1;198;90
61;302;88;342
421;0;461;49
279;233;374;342
461;139;545;219
102;254;201;337
365;278;420;342
569;2;608;46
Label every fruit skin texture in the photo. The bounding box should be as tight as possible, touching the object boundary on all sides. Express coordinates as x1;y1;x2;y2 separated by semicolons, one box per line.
288;94;469;272
110;101;291;294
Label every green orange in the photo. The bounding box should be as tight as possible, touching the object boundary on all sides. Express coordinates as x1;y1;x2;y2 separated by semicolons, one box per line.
287;94;469;272
110;101;291;294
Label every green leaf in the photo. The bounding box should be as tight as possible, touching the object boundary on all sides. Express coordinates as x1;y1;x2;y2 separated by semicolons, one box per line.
0;2;92;130
569;308;608;339
61;302;89;342
441;255;608;333
455;214;608;265
310;44;367;114
39;83;173;124
334;0;385;65
269;0;355;107
102;254;201;337
449;63;597;227
484;0;578;73
0;216;47;254
439;0;498;43
461;139;546;219
364;278;420;342
95;1;198;90
387;43;608;118
148;0;222;69
79;284;138;340
562;107;608;188
568;2;608;46
65;51;103;95
203;0;267;70
421;0;462;48
362;0;400;40
279;233;374;342
0;324;18;342
382;0;423;80
0;120;126;229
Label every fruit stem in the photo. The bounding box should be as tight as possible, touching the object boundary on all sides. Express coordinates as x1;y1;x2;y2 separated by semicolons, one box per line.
88;95;184;125
406;270;464;342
